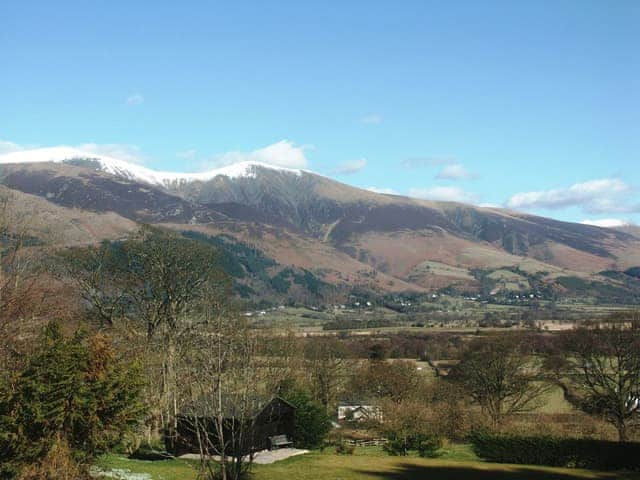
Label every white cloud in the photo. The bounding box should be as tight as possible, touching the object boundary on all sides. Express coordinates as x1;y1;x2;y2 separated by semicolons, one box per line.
580;219;630;228
0;140;30;154
401;157;456;169
361;113;383;125
584;197;640;214
478;202;502;209
211;140;309;169
1;138;309;171
0;140;146;164
506;178;632;211
409;186;479;203
333;158;367;175
125;93;144;106
435;163;478;180
76;143;147;164
366;186;397;195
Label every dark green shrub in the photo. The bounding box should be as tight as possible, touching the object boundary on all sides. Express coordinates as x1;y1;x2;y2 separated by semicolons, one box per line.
130;441;174;461
470;431;640;471
469;431;568;466
383;433;441;457
0;322;146;476
279;387;331;449
383;436;410;456
416;436;443;458
335;442;355;455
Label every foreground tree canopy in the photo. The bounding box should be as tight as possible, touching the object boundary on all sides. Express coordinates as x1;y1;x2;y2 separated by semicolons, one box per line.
449;335;550;428
62;226;232;447
64;225;230;334
557;324;640;442
0;322;146;477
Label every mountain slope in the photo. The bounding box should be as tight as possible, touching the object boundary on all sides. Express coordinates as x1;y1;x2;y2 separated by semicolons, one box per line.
0;185;138;246
1;147;639;299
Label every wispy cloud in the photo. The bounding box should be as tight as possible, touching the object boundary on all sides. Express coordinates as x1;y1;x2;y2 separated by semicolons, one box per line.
366;186;397;195
506;178;635;213
0;139;147;164
361;113;383;125
207;140;310;169
580;218;630;228
409;186;479;203
333;158;367;175
1;138;309;171
0;139;31;154
76;143;147;164
435;163;478;180
584;197;640;215
125;93;144;106
401;156;456;169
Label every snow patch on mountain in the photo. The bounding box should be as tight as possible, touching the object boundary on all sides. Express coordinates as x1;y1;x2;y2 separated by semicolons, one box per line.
0;146;303;187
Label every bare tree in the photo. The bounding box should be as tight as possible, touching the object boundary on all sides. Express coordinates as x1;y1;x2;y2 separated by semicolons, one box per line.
259;331;304;394
350;359;426;405
63;225;231;443
559;324;640;441
63;241;128;327
449;335;551;429
0;191;39;377
304;337;349;412
181;306;266;480
0;193;30;327
377;398;440;456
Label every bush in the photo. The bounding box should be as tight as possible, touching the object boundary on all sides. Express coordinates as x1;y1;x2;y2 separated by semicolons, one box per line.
429;383;471;441
335;442;355;455
15;437;84;480
377;398;443;457
130;442;174;461
383;433;442;457
279;386;331;449
0;323;146;477
383;437;409;456
416;436;443;458
470;431;640;471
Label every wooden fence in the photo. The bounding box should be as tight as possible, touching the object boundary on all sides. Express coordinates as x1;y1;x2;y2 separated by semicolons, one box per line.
344;438;388;447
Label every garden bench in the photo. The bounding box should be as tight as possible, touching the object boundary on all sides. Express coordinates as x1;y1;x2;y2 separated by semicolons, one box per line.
268;434;293;450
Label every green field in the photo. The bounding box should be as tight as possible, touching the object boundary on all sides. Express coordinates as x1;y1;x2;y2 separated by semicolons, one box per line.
95;447;639;480
248;300;640;336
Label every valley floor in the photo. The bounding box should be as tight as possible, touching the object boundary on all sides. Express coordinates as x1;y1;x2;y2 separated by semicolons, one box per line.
95;446;640;480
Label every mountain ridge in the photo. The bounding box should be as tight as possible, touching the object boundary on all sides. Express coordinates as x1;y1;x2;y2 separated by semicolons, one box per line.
0;146;304;187
2;147;639;301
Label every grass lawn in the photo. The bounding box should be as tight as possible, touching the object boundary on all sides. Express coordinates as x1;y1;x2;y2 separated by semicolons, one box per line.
534;383;575;414
95;446;640;480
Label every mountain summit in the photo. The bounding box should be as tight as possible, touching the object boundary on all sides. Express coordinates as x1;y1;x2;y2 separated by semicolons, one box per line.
0;147;303;188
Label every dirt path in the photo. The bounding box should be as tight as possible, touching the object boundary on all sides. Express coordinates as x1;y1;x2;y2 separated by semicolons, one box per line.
178;448;309;465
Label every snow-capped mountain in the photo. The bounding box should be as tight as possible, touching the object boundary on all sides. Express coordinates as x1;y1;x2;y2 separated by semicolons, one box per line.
0;146;303;188
1;145;639;299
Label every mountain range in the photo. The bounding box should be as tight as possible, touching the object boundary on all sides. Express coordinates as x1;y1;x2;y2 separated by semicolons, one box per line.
2;147;640;303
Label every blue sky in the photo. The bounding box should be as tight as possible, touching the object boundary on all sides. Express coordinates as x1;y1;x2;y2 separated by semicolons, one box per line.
1;0;639;225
